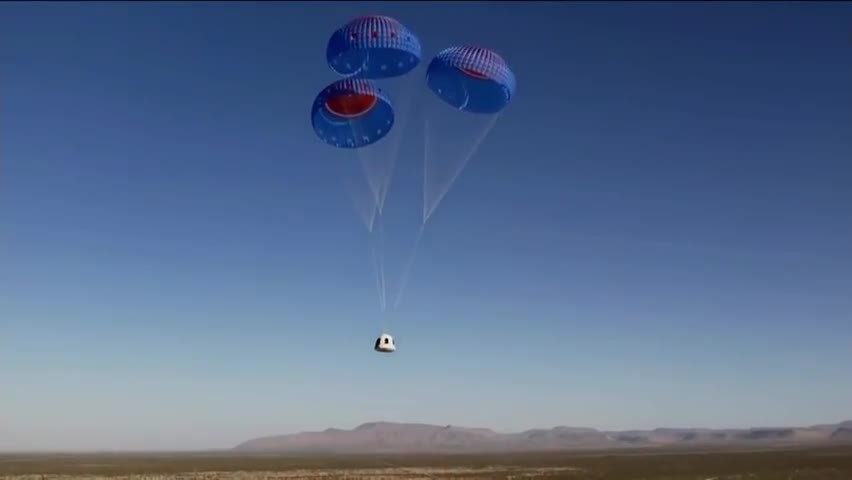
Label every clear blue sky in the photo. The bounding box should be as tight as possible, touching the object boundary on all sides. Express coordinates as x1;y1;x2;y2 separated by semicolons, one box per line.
1;1;851;452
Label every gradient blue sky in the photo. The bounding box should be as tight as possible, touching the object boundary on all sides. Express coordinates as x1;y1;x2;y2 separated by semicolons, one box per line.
2;1;852;452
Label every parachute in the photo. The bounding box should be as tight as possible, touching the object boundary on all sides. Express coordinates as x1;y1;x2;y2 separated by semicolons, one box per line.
309;17;517;352
319;16;422;224
426;46;516;114
327;15;422;79
420;46;516;225
311;78;395;149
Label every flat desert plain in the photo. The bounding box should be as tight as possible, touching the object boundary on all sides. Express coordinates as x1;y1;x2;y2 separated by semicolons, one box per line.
2;446;852;479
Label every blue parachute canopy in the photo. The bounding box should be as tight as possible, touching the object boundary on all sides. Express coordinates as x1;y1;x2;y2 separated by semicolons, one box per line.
426;46;516;115
311;78;395;149
327;15;421;79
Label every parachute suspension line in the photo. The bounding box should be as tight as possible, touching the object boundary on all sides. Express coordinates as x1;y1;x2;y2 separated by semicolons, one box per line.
376;209;388;313
351;117;386;312
387;113;432;310
376;72;420;214
354;73;421;220
349;119;381;226
338;165;377;233
387;104;430;310
358;154;384;223
422;116;431;224
393;108;503;309
367;203;379;233
368;209;390;314
391;222;426;310
422;111;502;224
366;74;422;313
337;76;420;314
331;115;375;234
369;231;385;313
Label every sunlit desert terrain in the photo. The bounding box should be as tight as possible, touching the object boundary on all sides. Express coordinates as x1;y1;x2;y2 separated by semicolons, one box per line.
3;447;852;479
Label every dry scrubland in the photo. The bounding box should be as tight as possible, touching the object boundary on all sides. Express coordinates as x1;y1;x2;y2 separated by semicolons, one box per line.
2;447;852;479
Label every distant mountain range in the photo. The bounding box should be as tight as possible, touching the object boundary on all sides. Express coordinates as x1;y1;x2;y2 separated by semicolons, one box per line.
234;420;852;453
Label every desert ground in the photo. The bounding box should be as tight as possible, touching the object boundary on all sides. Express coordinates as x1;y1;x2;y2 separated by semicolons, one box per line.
2;446;852;479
